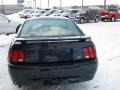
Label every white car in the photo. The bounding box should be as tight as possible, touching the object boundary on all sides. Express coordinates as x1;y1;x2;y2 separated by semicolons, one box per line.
0;14;16;35
49;10;64;16
19;9;32;18
27;10;42;18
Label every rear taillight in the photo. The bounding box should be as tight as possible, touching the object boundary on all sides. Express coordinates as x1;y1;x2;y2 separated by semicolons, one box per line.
83;46;96;60
9;50;25;63
83;48;90;59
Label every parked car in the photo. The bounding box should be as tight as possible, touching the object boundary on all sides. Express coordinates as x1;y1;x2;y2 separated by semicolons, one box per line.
41;9;56;16
0;14;17;35
49;10;64;16
35;10;46;17
100;8;120;21
68;9;82;19
73;9;100;23
19;9;32;18
60;9;79;18
54;10;64;16
19;9;40;19
27;10;41;18
8;17;98;87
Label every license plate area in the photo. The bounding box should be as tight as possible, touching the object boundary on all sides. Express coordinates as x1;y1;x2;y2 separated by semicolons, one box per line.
38;49;72;62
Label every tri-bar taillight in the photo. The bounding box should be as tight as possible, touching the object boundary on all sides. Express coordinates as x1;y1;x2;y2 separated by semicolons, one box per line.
9;50;25;63
83;46;96;60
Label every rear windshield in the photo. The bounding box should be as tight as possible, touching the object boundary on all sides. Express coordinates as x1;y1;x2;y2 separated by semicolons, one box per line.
19;18;82;37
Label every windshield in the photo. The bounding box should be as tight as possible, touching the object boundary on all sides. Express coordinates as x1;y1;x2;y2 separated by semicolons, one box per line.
71;10;79;14
77;10;86;14
19;18;82;37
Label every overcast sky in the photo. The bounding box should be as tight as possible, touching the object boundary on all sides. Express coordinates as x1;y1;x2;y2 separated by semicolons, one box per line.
0;0;120;8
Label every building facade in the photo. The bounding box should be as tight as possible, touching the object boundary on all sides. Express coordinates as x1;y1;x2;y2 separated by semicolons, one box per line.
0;5;25;15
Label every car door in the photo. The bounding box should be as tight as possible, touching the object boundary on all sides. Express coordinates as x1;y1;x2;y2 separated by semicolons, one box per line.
108;9;118;18
117;9;120;19
86;10;95;20
117;10;120;19
0;15;14;34
85;10;92;20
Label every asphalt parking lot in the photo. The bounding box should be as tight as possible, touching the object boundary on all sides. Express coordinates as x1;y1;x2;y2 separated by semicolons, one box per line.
0;18;120;90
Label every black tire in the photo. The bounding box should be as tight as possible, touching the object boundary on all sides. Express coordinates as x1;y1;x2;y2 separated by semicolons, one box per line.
94;17;99;22
111;16;116;22
79;18;85;24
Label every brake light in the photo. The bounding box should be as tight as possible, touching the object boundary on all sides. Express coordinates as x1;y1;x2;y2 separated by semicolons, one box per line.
18;50;25;62
83;48;89;59
12;50;19;62
93;46;96;54
9;50;25;63
88;47;95;59
83;46;96;60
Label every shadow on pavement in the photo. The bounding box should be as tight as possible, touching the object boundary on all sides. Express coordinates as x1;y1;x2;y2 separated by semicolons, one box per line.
18;81;90;90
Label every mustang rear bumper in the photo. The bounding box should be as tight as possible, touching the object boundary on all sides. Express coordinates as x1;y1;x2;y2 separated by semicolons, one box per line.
8;60;98;85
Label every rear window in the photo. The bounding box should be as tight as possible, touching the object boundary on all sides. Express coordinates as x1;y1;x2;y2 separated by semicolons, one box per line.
19;18;82;37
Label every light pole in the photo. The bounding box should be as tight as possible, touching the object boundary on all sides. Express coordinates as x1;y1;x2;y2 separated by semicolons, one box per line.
34;0;36;9
48;0;50;7
60;0;62;8
82;0;84;9
27;2;30;7
30;1;32;8
104;0;106;10
2;0;5;14
40;0;41;9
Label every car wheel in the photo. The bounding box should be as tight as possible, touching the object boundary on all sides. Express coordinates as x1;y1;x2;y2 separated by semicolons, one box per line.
79;18;85;24
111;16;116;22
94;17;99;22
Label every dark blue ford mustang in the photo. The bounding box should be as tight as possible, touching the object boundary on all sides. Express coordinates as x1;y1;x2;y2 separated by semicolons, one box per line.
8;17;98;87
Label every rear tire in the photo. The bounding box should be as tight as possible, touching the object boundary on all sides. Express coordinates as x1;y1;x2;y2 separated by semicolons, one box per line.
94;17;99;22
111;16;116;22
79;18;85;24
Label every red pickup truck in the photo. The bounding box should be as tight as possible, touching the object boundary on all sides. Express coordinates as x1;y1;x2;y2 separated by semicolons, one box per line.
100;8;120;21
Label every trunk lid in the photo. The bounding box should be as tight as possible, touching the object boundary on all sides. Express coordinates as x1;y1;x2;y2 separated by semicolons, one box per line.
10;36;94;64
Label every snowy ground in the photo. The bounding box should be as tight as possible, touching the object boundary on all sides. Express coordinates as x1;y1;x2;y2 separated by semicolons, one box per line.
0;15;120;90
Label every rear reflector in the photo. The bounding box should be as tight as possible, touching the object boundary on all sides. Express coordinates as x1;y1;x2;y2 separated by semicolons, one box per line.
83;46;96;60
9;50;25;63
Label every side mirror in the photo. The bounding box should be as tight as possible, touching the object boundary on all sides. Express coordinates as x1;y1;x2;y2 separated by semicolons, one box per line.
16;24;22;33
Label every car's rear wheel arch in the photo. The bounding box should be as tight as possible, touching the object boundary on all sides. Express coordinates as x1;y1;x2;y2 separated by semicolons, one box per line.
79;17;85;24
111;16;116;22
94;16;100;22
